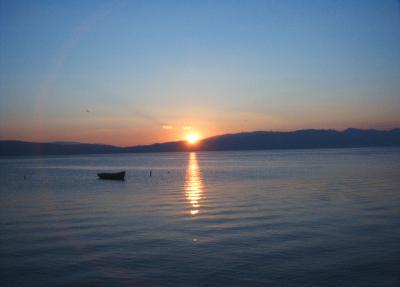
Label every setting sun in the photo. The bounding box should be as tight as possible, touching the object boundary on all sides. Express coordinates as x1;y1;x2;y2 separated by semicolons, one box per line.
186;133;200;144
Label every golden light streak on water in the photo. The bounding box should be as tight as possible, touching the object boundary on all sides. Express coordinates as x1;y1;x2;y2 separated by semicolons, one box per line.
184;152;203;216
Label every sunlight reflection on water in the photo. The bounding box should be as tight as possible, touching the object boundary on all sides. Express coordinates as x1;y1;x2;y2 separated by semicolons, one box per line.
184;152;203;216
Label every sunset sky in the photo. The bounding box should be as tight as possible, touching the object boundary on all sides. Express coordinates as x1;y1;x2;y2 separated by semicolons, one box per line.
1;0;399;146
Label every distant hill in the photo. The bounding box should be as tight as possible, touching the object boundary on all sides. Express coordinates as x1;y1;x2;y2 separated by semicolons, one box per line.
0;140;122;156
197;128;400;151
1;128;400;156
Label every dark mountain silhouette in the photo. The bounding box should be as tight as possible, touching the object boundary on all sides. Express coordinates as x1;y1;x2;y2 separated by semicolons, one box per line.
0;141;122;156
196;128;400;151
1;128;400;156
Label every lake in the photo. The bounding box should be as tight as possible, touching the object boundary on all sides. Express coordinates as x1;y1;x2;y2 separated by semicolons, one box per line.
1;147;400;286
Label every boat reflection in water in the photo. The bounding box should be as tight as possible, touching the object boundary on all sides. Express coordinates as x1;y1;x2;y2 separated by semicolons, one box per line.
184;152;204;216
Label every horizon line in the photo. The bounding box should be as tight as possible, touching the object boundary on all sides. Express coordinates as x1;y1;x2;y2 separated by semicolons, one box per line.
1;127;399;148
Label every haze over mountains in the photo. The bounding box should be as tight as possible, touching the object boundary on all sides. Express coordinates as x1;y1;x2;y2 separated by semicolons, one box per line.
1;128;400;156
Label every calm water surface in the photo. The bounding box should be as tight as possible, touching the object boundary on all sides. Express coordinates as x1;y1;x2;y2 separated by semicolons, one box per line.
1;148;400;286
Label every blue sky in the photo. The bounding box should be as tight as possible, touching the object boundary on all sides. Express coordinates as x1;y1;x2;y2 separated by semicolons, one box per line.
1;0;399;145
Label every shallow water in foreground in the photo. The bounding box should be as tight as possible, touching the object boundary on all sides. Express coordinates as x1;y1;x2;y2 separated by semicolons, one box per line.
1;147;400;286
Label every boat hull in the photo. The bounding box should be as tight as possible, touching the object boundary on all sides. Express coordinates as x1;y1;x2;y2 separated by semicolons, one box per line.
97;171;126;180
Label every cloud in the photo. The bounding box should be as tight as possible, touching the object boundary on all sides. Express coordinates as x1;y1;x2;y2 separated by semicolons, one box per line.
162;125;192;130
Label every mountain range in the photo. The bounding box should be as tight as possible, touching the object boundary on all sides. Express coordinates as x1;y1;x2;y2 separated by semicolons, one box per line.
1;128;400;156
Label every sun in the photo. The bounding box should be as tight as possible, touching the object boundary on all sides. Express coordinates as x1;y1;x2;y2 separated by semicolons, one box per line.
186;133;200;144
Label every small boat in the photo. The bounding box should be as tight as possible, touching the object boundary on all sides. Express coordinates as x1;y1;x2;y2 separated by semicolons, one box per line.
97;171;125;180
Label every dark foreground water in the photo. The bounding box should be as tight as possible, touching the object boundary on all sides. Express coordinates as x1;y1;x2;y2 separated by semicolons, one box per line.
1;148;400;286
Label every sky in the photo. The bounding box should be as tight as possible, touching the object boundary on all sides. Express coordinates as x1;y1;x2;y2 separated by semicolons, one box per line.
1;0;399;146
